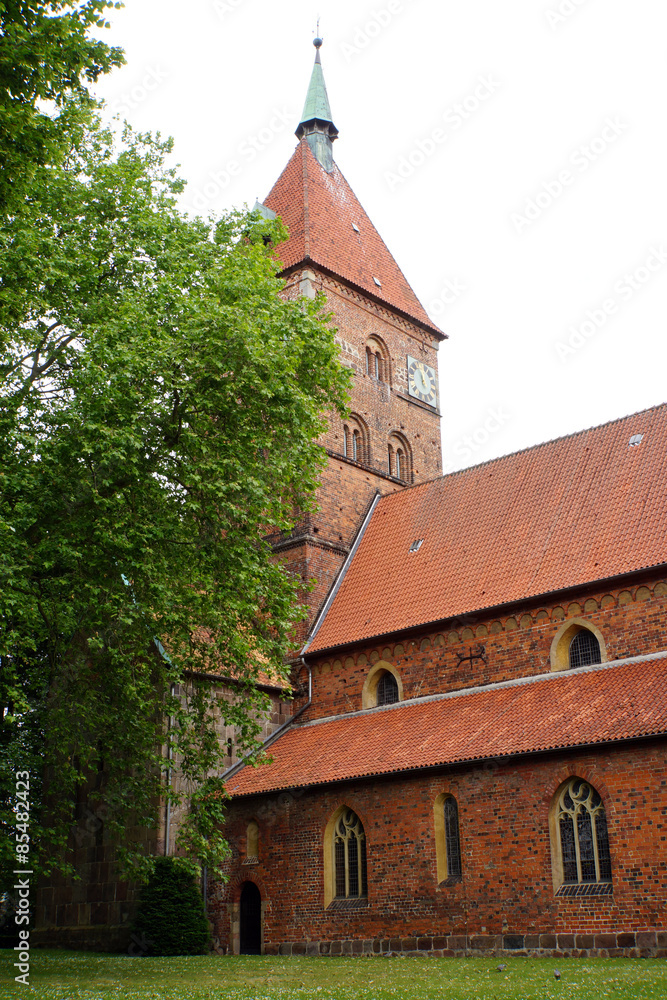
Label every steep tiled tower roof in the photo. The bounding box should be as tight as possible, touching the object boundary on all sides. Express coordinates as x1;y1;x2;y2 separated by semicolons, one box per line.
263;41;443;339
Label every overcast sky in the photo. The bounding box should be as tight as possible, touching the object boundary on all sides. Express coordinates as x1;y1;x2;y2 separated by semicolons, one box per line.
92;0;667;473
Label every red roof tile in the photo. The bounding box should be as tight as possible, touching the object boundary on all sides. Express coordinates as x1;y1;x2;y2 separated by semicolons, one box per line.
226;654;667;797
264;140;443;337
307;405;667;654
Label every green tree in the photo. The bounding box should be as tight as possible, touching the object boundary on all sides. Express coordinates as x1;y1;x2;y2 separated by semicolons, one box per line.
132;857;210;956
0;115;350;886
0;0;124;213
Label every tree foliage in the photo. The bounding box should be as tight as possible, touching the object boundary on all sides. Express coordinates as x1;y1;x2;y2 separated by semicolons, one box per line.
0;0;124;212
0;114;350;887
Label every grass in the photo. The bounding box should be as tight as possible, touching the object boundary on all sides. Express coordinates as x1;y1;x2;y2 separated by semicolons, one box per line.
1;950;666;999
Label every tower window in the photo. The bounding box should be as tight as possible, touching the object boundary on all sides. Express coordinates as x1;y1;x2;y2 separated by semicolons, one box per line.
333;810;367;900
396;448;404;480
387;444;393;475
376;672;399;706
343;425;349;458
569;630;601;669
353;429;361;462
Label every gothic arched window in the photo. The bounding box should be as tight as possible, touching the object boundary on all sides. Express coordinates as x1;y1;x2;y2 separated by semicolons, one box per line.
333;809;367;900
444;797;462;878
569;629;601;669
552;777;612;895
343;424;350;458
376;671;399;706
434;793;463;884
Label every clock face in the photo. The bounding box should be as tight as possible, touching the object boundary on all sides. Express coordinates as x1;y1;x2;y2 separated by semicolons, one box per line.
407;356;437;406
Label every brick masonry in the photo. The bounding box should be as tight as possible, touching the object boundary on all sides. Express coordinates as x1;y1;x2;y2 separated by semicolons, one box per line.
297;573;667;719
276;268;443;644
214;570;667;958
212;741;667;958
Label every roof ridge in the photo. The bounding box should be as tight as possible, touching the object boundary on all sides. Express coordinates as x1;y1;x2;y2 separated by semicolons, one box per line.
298;649;667;729
371;400;667;509
437;400;667;482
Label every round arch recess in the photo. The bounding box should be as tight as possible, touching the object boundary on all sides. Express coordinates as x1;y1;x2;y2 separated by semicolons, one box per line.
549;617;607;672
361;660;404;709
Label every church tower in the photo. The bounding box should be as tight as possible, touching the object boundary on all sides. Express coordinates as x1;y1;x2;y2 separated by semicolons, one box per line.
261;39;445;641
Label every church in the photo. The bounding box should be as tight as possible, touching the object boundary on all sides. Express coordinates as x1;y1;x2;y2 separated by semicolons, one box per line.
209;40;667;959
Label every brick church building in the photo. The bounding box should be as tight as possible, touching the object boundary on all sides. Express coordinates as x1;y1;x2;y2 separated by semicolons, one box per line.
210;40;667;959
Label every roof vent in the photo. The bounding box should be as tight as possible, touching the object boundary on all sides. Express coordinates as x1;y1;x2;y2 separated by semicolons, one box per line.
629;433;644;447
352;222;360;233
409;539;424;553
373;276;382;287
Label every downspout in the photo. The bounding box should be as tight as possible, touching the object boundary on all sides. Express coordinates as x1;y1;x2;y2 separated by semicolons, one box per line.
221;658;312;783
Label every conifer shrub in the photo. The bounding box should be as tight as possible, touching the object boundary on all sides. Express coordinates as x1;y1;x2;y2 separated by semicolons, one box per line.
132;857;210;956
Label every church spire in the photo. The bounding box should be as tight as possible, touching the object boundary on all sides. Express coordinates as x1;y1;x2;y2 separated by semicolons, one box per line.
295;36;338;172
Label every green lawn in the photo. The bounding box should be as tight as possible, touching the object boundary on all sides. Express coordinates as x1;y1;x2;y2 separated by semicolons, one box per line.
1;950;666;999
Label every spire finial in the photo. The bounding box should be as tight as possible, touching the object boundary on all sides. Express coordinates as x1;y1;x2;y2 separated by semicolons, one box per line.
296;24;338;171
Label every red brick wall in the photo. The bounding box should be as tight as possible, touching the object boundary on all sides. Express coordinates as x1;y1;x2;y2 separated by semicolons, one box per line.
297;573;667;719
276;266;443;641
211;741;667;957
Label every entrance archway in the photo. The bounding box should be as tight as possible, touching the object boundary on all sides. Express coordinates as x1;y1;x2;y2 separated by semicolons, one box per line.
239;881;262;954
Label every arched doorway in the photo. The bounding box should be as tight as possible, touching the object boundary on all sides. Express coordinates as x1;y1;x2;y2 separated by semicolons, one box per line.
239;881;262;954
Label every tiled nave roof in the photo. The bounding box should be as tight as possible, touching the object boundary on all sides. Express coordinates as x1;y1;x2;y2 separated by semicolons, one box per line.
307;404;667;654
226;653;667;797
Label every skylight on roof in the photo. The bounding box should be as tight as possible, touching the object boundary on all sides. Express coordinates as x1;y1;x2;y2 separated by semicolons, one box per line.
373;277;382;287
409;539;424;553
629;433;644;447
352;222;360;233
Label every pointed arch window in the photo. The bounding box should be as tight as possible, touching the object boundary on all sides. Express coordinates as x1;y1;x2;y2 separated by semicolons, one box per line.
343;425;350;458
552;778;612;896
376;671;399;706
434;793;463;885
569;630;601;669
333;810;367;900
444;798;462;878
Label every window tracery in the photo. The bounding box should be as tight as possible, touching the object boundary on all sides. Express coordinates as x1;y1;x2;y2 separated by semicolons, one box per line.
333;809;367;899
552;777;612;895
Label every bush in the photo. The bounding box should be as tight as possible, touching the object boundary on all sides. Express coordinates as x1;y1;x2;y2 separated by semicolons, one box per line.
132;857;210;956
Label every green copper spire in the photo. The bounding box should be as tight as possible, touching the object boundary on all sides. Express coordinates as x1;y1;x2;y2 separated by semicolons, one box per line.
295;37;338;172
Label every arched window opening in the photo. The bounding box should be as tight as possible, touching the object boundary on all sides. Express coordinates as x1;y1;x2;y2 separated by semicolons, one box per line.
553;778;612;895
246;820;259;859
387;445;394;475
444;797;462;878
396;448;404;480
365;336;390;385
376;671;399;706
352;429;361;462
343;425;349;458
569;630;601;669
333;809;367;900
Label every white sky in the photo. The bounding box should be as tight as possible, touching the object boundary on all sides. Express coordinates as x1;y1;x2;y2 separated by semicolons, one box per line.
92;0;667;473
